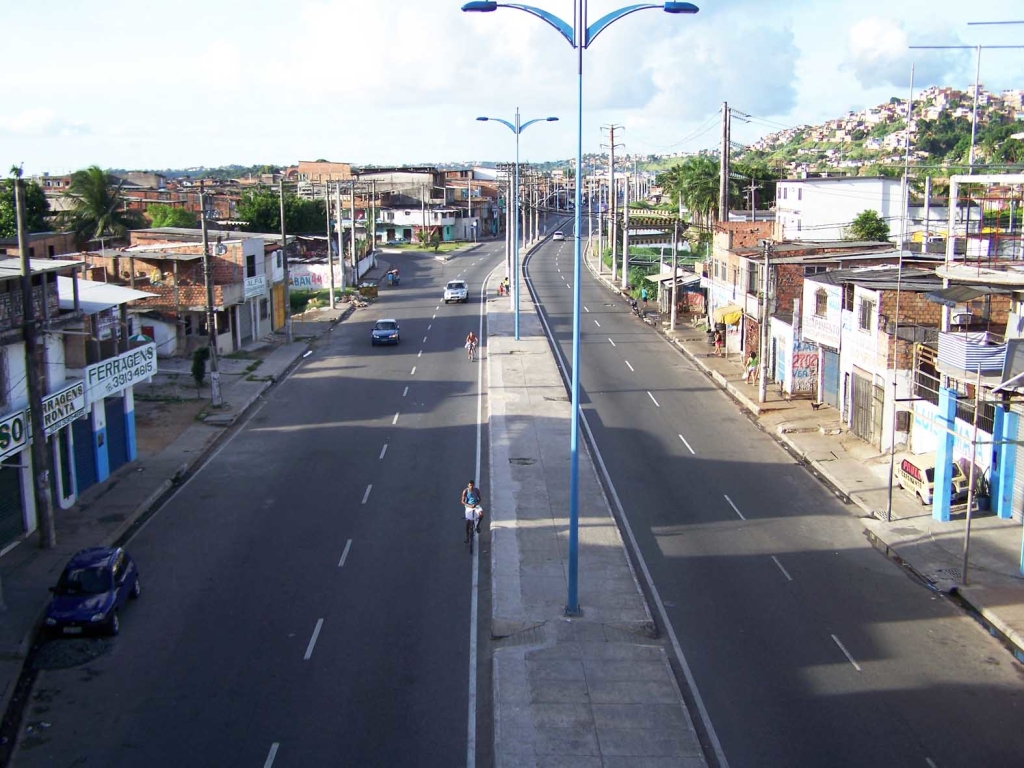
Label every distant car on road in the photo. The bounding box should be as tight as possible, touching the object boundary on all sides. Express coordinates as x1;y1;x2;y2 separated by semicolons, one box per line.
552;231;565;241
444;280;468;304
371;318;401;345
44;547;140;636
386;237;408;246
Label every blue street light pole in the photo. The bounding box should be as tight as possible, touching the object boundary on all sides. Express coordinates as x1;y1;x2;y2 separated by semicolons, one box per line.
464;0;698;615
477;110;559;340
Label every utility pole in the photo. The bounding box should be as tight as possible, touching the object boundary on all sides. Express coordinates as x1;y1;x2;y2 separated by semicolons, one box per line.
670;220;679;331
923;175;932;253
370;180;377;255
719;101;731;222
13;169;56;549
758;238;772;403
325;183;336;308
199;181;223;407
603;125;623;283
621;174;630;291
336;183;345;293
350;182;357;282
746;180;760;222
279;181;292;343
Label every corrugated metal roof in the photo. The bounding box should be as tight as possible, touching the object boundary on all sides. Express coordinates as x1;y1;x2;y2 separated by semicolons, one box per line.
805;266;942;292
0;257;84;279
57;276;158;314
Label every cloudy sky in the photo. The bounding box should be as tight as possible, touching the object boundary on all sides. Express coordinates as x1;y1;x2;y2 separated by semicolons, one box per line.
3;0;1023;175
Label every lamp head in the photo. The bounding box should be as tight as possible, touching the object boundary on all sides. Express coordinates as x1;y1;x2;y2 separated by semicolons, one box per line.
462;1;498;11
546;117;559;122
476;117;489;122
664;2;699;13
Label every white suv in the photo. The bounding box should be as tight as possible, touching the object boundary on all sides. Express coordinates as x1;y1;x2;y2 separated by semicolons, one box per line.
444;280;468;303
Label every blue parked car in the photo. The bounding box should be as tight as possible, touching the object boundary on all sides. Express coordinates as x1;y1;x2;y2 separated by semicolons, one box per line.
44;547;140;636
371;318;401;346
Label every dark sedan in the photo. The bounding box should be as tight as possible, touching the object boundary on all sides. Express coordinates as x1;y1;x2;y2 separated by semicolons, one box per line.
44;547;140;636
371;318;401;345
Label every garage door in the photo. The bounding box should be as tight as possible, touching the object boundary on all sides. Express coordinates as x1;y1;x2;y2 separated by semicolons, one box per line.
105;396;128;474
72;417;96;491
822;350;840;408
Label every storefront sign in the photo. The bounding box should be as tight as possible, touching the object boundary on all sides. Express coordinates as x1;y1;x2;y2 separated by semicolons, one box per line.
43;380;87;436
84;343;157;402
0;409;28;461
245;275;266;299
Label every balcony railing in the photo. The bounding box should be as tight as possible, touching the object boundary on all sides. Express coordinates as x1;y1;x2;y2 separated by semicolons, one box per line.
937;330;1006;374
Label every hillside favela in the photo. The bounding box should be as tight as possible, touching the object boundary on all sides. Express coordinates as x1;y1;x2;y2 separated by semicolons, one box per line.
2;4;1024;768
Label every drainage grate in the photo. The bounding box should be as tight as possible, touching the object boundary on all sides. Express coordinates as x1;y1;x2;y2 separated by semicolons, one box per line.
544;396;569;402
933;568;962;582
509;458;535;466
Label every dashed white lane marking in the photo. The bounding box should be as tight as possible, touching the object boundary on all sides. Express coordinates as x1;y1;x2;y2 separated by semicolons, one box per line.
647;391;660;407
411;366;417;375
608;338;616;347
402;386;409;397
831;634;862;672
432;314;437;319
625;360;634;372
362;485;373;504
264;743;280;768
423;336;428;343
418;350;423;358
584;306;590;312
428;324;432;330
771;555;793;582
678;434;695;455
304;619;324;660
436;305;440;311
724;494;745;520
338;539;353;567
392;412;400;425
594;320;601;328
925;759;938;768
379;443;388;460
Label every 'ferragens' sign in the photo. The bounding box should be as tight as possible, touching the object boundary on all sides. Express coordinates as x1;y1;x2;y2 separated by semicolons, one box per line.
84;343;157;402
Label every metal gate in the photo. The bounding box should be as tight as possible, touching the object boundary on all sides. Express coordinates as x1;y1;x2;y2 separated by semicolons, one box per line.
72;417;96;491
852;371;875;443
1011;408;1024;522
823;350;840;408
0;462;24;549
105;397;128;474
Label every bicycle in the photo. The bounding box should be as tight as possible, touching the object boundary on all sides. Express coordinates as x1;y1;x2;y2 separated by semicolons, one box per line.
465;507;482;554
467;341;477;362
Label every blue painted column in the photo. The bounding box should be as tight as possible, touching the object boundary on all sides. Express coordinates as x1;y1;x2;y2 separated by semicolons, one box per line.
997;409;1018;520
932;387;957;522
92;400;110;482
124;388;137;462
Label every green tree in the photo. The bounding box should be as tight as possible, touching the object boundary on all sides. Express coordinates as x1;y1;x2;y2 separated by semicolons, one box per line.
237;188;326;234
146;203;198;229
58;166;145;246
0;177;50;238
416;226;442;252
656;154;722;230
846;209;891;242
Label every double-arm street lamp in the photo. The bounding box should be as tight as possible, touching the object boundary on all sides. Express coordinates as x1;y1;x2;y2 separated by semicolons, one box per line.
477;110;559;340
463;0;699;614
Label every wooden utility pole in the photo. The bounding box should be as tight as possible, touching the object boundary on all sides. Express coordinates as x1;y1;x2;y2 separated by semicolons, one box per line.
13;169;56;549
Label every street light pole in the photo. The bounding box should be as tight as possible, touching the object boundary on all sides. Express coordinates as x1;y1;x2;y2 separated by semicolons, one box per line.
464;0;699;616
199;180;222;407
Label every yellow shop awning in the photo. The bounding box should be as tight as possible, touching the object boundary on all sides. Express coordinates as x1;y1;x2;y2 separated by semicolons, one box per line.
712;304;743;325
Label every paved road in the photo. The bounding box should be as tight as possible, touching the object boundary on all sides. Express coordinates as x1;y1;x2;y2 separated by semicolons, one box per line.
525;226;1024;768
12;245;503;768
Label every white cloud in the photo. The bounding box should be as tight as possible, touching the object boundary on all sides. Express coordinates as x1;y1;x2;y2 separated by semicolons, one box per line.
845;17;968;89
0;109;90;137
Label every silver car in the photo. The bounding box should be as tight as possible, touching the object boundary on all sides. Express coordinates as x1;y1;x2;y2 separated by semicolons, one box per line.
444;280;468;303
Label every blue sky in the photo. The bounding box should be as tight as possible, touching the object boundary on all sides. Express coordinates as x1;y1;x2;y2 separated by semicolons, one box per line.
2;0;1023;175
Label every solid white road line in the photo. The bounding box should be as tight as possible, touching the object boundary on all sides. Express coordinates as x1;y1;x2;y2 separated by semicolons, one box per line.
608;338;616;347
678;434;695;455
771;555;793;582
402;386;409;397
594;320;601;328
625;360;635;372
392;412;400;425
264;743;280;768
379;443;388;460
831;634;862;672
338;539;353;568
647;391;660;407
724;494;746;520
362;485;372;504
303;619;324;660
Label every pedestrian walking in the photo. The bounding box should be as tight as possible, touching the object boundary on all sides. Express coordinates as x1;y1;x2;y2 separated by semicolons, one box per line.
745;350;759;383
713;330;723;357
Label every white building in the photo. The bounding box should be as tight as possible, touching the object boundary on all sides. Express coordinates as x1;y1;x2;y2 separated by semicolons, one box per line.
774;176;903;242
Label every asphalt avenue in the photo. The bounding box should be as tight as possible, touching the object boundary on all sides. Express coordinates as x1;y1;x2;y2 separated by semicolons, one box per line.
11;245;503;767
524;225;1024;768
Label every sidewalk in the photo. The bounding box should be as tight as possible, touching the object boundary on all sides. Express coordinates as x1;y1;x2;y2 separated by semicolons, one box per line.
0;305;352;726
487;280;707;765
584;247;1024;659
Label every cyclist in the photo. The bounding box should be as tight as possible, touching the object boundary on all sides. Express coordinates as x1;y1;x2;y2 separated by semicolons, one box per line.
462;480;483;542
465;330;478;361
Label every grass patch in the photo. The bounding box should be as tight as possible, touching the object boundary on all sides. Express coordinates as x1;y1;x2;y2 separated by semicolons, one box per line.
391;241;467;253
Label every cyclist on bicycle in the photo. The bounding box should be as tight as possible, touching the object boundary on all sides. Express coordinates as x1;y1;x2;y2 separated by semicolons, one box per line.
462;480;483;542
465;331;478;361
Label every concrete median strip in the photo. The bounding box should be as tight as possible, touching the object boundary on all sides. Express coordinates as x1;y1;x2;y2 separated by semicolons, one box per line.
487;267;708;766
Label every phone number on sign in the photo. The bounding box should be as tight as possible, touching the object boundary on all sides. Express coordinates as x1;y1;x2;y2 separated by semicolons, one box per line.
98;363;155;396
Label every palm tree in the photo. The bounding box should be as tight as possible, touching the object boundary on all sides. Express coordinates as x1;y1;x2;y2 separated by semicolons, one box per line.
657;155;721;230
59;166;144;246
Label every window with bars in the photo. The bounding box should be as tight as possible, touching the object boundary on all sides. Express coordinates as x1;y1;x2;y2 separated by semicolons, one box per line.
814;289;828;317
859;299;874;331
843;284;855;311
747;262;759;295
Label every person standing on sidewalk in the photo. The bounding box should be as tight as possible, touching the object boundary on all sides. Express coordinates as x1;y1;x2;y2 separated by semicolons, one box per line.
745;350;759;384
713;329;723;357
641;286;649;307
